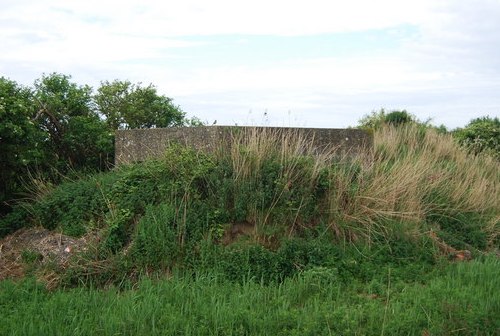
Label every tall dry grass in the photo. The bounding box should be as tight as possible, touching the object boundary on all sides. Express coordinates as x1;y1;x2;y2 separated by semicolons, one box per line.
218;127;340;227
224;127;338;183
217;125;499;242
328;124;499;241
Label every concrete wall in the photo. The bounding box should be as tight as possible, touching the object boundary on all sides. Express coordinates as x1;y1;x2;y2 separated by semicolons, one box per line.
115;126;373;166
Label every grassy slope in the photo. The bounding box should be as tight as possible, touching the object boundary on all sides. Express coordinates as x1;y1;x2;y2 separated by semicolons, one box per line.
0;125;499;335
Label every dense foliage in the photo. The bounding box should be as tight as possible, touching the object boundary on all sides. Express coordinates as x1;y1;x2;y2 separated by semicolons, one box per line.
358;109;498;158
1;74;498;334
358;108;416;129
0;73;188;216
2;125;497;266
0;78;42;214
1;115;499;334
454;116;499;158
33;73;114;171
95;80;186;130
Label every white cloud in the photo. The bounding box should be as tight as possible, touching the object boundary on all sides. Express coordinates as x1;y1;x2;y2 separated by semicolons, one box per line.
1;0;499;128
1;0;436;39
122;0;434;36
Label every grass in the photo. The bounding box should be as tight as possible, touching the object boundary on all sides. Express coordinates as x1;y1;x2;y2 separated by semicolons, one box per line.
1;256;498;335
0;124;498;334
326;125;498;245
2;124;497;246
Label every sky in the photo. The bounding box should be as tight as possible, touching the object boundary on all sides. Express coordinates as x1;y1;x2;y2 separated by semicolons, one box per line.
1;0;499;129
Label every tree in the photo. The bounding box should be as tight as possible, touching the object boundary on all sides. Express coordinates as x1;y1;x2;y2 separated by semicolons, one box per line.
1;73;191;216
33;73;113;170
454;116;499;158
384;110;413;125
0;77;45;213
358;108;415;129
95;80;186;130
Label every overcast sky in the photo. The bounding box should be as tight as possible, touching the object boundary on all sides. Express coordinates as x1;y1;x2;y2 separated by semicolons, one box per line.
1;0;499;128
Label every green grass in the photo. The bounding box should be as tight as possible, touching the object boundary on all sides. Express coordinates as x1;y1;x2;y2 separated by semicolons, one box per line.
0;125;498;334
1;257;498;336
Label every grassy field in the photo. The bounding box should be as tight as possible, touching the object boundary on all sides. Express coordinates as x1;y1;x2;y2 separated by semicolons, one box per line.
0;124;499;335
1;256;499;335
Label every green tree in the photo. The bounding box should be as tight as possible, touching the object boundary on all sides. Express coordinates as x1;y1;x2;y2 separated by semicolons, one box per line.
33;73;113;170
1;73;192;216
0;77;44;213
358;108;415;129
95;80;186;130
384;110;413;125
454;116;499;158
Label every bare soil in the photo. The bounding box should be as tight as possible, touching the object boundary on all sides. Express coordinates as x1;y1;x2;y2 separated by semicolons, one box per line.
0;227;97;281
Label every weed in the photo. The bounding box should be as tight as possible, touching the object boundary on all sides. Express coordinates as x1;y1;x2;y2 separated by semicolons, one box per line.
1;257;498;335
21;249;43;264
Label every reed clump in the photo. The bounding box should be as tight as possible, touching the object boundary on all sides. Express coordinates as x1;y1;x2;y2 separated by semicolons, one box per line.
216;125;499;246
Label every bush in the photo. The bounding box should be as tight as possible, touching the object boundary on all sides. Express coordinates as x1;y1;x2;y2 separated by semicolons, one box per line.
0;74;192;218
30;176;113;236
0;206;30;237
3;125;497;290
358;108;415;129
384;110;413;125
454;116;499;158
130;204;179;268
101;208;133;254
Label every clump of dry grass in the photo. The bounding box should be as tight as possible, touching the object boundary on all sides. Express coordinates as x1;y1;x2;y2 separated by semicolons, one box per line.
327;124;499;241
218;127;339;227
377;125;495;213
217;125;499;244
225;127;337;183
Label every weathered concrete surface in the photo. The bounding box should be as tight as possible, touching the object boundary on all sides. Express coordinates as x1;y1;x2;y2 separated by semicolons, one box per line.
115;126;373;166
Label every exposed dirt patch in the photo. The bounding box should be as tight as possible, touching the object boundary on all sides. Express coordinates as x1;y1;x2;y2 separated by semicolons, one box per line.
0;227;98;281
219;221;282;250
428;230;473;261
221;221;256;245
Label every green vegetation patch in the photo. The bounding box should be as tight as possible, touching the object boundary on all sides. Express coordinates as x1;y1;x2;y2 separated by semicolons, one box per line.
1;257;498;335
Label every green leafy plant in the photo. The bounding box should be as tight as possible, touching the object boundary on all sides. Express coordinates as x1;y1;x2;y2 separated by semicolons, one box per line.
21;249;43;264
101;208;133;254
454;116;499;158
0;74;195;219
130;204;179;268
384;110;413;125
95;80;186;130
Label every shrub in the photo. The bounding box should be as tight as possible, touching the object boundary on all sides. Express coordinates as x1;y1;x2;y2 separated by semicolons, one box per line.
4;124;497;289
130;204;179;268
0;205;30;237
101;208;133;254
358;108;415;129
32;179;103;235
454;116;499;158
384;110;413;125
